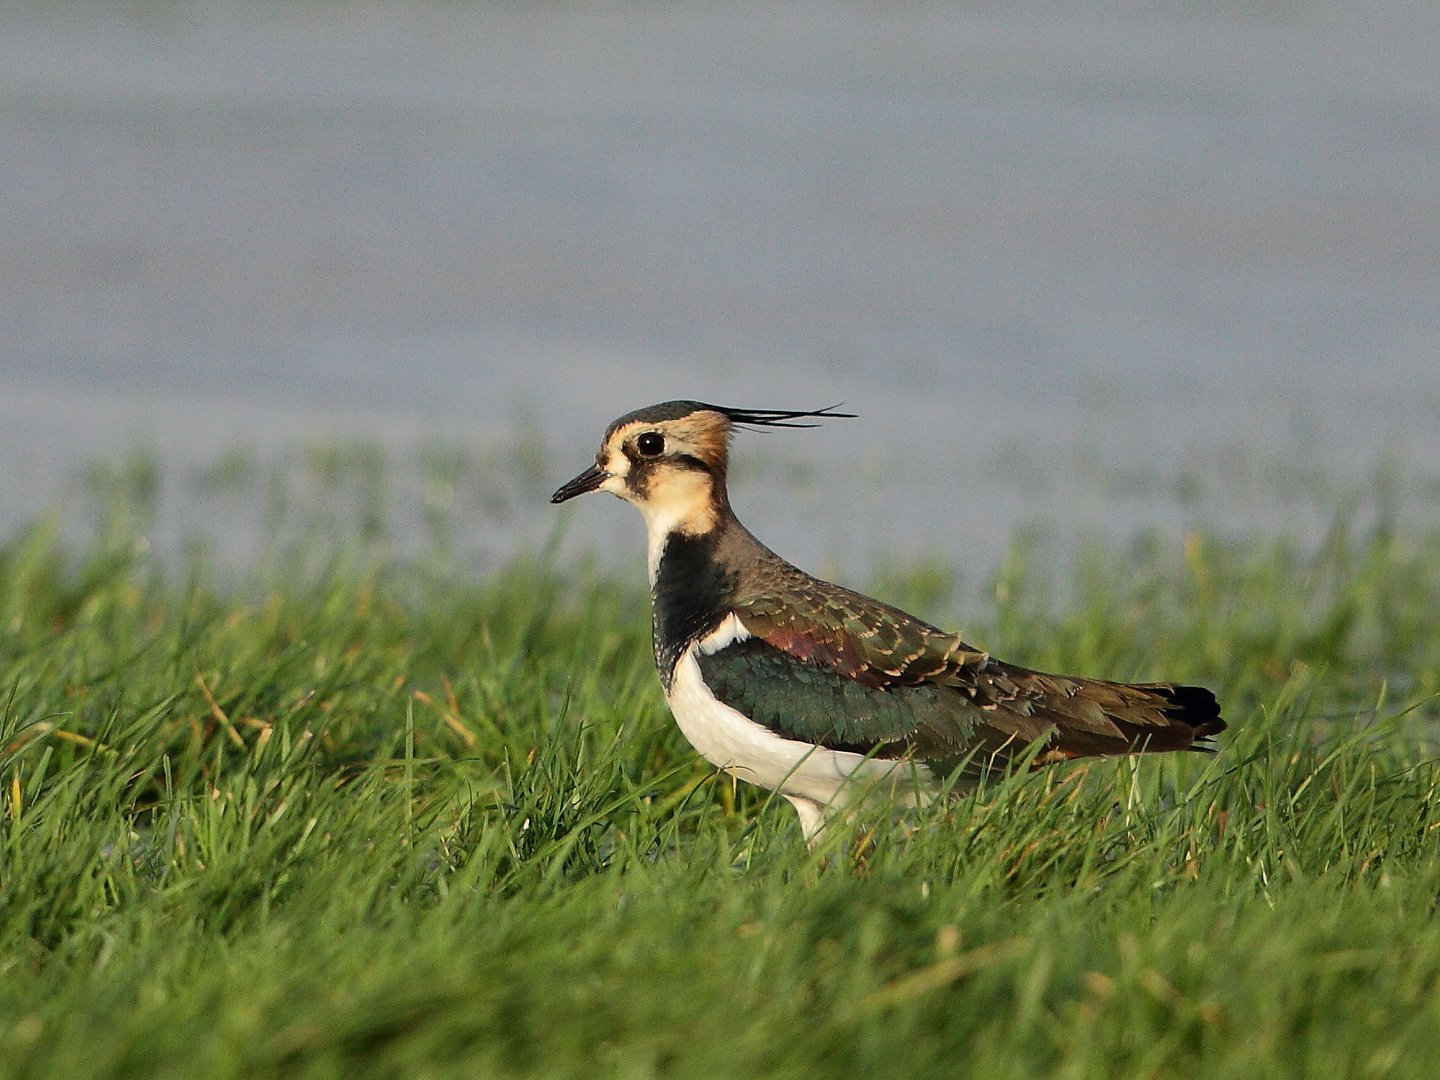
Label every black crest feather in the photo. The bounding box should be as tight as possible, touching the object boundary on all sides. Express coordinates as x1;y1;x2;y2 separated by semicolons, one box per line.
712;404;856;429
603;400;855;438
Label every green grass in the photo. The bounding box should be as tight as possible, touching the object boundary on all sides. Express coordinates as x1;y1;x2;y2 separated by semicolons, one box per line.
4;504;1440;1079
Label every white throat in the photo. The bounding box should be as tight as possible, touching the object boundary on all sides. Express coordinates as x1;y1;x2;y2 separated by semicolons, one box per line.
645;517;677;586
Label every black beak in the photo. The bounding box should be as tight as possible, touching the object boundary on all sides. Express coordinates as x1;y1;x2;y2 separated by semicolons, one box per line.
550;464;609;504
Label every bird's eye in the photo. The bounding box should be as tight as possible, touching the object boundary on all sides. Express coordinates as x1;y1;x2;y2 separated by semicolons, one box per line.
636;432;665;457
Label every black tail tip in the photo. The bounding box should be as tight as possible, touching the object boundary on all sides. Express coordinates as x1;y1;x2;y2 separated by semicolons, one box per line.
1159;684;1226;740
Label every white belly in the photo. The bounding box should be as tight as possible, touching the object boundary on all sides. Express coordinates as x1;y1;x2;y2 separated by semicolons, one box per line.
664;629;933;815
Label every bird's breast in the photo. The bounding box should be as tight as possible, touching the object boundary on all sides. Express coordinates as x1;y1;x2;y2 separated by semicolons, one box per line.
664;638;931;810
650;529;734;689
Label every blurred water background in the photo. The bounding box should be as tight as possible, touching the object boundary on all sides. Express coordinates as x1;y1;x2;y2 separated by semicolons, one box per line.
2;0;1438;588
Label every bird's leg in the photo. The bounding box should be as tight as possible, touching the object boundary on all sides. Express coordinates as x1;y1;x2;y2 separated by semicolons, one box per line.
783;794;829;849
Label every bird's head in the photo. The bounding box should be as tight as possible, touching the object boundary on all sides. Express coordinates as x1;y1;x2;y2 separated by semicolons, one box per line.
551;400;852;539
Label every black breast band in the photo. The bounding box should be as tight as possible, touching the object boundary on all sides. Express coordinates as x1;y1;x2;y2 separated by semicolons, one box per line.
651;531;733;691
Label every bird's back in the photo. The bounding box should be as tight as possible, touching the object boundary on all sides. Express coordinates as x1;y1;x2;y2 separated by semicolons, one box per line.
684;517;1223;773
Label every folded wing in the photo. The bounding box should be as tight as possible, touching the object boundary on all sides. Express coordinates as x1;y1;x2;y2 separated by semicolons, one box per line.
723;569;1223;767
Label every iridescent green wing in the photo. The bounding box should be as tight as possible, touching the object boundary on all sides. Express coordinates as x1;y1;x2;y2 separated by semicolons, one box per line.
720;566;993;756
731;565;1222;759
695;636;984;755
733;565;988;688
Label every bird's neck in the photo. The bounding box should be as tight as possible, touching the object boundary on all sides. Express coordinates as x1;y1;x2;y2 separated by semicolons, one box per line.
639;473;730;584
649;519;735;691
647;505;792;690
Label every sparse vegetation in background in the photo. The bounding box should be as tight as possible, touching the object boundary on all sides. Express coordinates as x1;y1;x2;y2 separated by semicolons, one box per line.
2;471;1440;1078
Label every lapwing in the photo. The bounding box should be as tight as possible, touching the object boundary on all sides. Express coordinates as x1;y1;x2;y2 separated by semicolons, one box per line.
551;401;1225;840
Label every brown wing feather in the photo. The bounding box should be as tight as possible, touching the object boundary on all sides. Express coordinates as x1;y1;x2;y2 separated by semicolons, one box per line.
735;561;988;687
961;662;1224;760
732;558;1224;761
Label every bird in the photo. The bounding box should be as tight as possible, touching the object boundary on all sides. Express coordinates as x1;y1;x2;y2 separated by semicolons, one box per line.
551;400;1225;841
